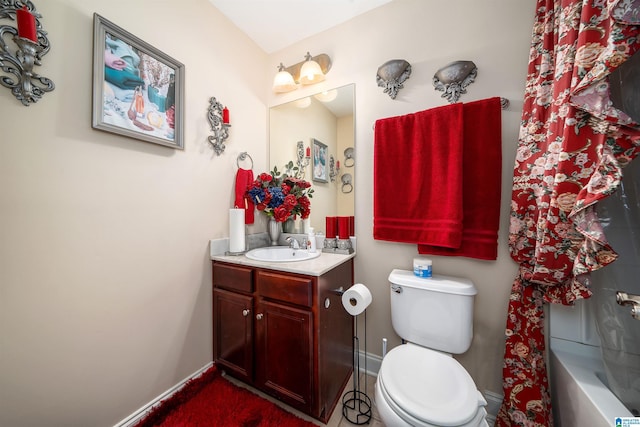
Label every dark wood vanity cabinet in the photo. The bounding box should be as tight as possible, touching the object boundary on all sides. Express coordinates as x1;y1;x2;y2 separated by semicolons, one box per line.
212;259;354;423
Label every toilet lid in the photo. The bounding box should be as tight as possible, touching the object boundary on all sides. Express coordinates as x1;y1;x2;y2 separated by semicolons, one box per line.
379;344;481;426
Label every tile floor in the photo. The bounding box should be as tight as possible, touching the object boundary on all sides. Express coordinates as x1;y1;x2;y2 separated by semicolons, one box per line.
223;372;385;427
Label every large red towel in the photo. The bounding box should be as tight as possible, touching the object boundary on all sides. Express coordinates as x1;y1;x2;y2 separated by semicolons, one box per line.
374;103;465;247
418;97;502;260
234;168;254;224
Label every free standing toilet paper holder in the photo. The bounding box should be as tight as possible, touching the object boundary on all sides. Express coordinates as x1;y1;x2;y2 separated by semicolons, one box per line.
341;304;372;424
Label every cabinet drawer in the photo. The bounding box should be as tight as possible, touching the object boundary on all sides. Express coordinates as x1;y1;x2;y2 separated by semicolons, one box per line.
257;270;313;308
213;263;254;293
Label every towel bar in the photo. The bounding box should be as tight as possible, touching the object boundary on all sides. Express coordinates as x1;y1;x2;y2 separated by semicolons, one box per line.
372;97;510;130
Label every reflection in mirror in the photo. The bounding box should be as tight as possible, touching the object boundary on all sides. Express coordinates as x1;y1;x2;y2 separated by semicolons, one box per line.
270;84;355;234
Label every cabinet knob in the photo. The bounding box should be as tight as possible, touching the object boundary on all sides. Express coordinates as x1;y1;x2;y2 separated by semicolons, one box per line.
256;313;264;320
242;309;250;317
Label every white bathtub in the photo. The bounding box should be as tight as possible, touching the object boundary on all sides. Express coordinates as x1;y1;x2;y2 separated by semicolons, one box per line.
550;337;632;427
549;303;634;427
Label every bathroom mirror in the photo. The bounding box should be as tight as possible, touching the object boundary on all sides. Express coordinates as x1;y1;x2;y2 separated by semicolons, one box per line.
270;84;355;234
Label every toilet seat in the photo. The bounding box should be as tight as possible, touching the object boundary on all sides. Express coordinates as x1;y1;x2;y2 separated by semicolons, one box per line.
378;343;486;426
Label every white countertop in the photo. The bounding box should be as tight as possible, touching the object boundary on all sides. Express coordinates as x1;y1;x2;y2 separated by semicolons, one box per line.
210;239;355;276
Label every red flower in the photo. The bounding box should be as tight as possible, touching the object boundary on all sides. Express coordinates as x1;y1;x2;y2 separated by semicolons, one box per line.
245;165;314;223
273;206;290;222
258;173;272;183
283;194;297;210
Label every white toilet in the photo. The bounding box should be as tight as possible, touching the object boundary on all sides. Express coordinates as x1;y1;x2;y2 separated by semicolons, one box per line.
375;269;489;427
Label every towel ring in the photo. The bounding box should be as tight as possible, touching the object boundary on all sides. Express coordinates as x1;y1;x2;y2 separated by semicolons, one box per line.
341;173;353;194
344;147;355;168
237;152;253;170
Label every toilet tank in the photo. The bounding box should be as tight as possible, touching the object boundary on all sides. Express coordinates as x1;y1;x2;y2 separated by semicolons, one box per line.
388;269;477;354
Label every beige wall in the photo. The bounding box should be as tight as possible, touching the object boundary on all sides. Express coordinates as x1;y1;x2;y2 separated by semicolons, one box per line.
1;0;537;425
0;0;267;426
267;0;536;397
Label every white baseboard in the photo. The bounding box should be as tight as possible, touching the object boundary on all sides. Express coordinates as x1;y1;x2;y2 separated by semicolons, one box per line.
358;351;382;377
483;389;503;427
113;362;214;427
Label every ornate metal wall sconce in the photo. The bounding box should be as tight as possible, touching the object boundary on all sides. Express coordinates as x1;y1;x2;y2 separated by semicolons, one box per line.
433;60;477;104
0;1;55;106
207;96;230;155
329;155;340;182
376;59;411;100
296;140;310;177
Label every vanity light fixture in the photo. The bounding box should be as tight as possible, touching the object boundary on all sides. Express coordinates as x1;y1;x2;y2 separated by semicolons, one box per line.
272;52;332;93
294;97;311;108
299;52;325;85
314;89;337;103
273;63;297;93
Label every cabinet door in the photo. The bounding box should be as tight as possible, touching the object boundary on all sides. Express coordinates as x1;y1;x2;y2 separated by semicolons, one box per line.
213;288;253;382
255;299;313;412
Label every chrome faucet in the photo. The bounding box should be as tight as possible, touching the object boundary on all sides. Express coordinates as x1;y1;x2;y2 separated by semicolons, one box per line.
286;236;300;249
616;291;640;320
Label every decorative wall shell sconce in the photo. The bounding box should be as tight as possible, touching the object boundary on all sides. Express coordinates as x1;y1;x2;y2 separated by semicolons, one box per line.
433;60;477;104
376;59;411;99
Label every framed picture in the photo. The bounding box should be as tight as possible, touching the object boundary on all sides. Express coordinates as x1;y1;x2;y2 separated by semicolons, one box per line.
312;138;328;183
92;14;185;149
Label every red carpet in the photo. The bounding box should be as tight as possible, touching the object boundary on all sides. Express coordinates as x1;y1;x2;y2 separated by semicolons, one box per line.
134;365;317;427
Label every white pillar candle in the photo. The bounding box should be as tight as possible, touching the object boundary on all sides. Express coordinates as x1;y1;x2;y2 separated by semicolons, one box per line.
229;208;245;253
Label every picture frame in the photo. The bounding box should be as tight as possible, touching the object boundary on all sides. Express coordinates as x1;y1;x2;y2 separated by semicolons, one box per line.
92;13;185;149
312;138;328;183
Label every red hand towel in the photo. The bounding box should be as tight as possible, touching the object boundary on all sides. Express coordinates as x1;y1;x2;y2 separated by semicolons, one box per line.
234;168;254;224
418;97;502;260
374;103;464;247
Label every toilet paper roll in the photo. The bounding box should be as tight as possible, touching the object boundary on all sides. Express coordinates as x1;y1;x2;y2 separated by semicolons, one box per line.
341;283;372;316
229;208;245;253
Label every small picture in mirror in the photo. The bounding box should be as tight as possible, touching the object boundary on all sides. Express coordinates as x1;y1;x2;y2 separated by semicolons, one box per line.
312;138;328;183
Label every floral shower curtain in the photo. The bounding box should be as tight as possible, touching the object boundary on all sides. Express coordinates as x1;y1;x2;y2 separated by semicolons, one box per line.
497;1;640;426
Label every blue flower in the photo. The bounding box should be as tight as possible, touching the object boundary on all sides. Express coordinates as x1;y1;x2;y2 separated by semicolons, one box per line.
267;187;285;208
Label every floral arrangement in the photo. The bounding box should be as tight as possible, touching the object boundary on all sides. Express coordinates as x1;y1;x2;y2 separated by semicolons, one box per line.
246;163;313;222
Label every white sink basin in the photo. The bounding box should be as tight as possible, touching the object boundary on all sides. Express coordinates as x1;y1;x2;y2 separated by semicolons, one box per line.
245;246;321;263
